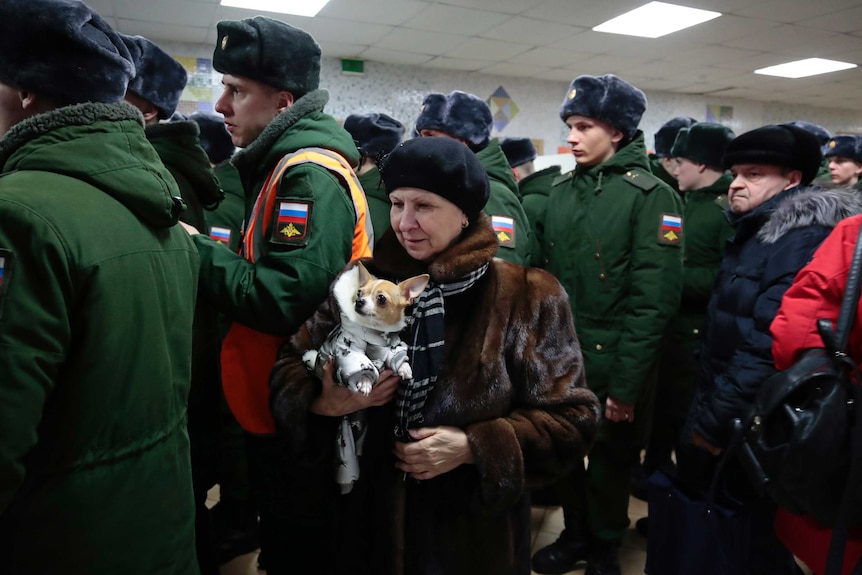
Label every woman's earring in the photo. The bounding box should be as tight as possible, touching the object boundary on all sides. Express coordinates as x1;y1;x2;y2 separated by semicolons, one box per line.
461;219;469;228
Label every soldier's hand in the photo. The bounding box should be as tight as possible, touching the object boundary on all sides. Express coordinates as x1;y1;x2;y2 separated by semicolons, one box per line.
179;221;200;235
605;396;635;423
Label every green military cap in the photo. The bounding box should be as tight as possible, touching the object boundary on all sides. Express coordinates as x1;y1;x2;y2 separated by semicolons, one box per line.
671;122;735;168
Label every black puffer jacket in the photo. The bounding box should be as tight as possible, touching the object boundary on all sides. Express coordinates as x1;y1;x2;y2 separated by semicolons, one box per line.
689;186;862;447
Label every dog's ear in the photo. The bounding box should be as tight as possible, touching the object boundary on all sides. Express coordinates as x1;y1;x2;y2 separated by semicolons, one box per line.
356;261;371;285
398;274;430;303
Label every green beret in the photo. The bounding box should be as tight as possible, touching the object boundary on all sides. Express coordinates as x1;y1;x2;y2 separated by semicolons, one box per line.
671;123;735;168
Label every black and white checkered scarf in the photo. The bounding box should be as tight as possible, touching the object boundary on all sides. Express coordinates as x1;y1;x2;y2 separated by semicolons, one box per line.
394;262;489;441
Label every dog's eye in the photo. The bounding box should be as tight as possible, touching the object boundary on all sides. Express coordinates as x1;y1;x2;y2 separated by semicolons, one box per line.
376;294;388;306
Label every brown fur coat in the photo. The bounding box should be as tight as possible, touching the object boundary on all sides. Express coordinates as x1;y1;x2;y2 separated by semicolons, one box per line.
270;213;599;575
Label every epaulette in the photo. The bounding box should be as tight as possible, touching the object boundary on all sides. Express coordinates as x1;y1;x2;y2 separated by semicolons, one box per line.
622;168;660;192
552;170;574;187
714;194;731;209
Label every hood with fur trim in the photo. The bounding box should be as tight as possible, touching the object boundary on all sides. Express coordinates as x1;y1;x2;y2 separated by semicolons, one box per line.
758;187;862;244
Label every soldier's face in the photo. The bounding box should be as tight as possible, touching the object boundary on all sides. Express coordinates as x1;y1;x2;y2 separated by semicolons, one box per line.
673;158;702;192
829;156;862;186
728;164;800;213
0;82;30;139
215;74;292;148
564;116;622;168
390;188;467;263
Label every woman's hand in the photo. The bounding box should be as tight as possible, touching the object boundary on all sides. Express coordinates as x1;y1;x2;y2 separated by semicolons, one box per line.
604;396;635;423
393;426;474;480
309;358;399;416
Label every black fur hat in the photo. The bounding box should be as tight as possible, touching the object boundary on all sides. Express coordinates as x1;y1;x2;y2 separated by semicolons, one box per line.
723;123;823;185
343;113;405;158
654;117;698;157
121;35;187;119
380;137;490;220
0;0;134;106
414;91;493;152
824;135;862;164
214;17;320;98
189;111;235;164
500;137;537;168
671;123;735;168
786;120;832;149
559;74;647;140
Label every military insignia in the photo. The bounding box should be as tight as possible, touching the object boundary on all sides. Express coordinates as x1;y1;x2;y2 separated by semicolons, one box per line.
658;213;683;246
491;215;516;248
221;35;228;50
0;255;5;289
420;104;425;113
568;89;577;100
271;200;312;246
0;249;12;300
209;226;232;244
829;140;837;148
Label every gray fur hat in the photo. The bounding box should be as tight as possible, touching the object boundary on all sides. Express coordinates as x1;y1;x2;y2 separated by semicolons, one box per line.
824;135;862;164
189;111;234;164
0;0;134;106
414;91;493;152
671;123;735;168
723;123;823;185
654;117;698;157
121;35;187;119
214;17;320;98
343;113;405;158
500;137;538;168
787;121;832;150
559;74;646;140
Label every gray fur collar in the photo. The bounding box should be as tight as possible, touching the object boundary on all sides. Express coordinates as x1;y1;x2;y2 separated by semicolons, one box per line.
232;89;328;173
758;187;862;244
0;102;143;168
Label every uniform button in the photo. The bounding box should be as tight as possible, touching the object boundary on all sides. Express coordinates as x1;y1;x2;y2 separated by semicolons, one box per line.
594;252;601;259
693;328;700;335
596;344;603;351
544;259;549;265
599;273;606;280
549;241;555;247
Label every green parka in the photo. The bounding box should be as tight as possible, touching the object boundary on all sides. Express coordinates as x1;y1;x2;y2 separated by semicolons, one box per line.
520;165;560;267
542;132;684;405
0;103;199;573
358;165;391;240
193;90;360;336
207;160;247;254
476;139;532;266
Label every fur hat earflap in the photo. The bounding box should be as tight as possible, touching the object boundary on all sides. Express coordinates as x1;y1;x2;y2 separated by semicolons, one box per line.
671;123;734;168
189;111;235;164
414;91;493;152
121;35;187;119
0;0;134;106
824;135;862;164
559;74;646;140
500;137;537;168
343;112;405;158
723;123;823;185
654;116;697;157
214;17;320;98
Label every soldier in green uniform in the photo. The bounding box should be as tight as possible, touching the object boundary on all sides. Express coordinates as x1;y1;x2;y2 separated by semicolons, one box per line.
532;74;684;575
824;134;862;189
501;137;561;267
636;123;736;533
649;117;697;192
0;1;199;572
416;90;532;266
343;112;405;238
182;17;378;575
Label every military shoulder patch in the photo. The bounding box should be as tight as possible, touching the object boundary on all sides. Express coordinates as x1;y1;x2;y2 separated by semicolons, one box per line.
271;200;313;246
658;213;683;246
209;226;232;244
552;170;574;187
623;169;659;192
491;215;517;248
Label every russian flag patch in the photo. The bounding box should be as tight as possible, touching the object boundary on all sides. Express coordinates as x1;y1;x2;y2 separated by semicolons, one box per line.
272;200;312;245
658;213;683;246
209;226;232;244
491;215;516;247
0;255;5;288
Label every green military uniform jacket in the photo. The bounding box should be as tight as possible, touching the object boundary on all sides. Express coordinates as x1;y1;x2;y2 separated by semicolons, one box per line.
193;89;360;336
0;103;199;573
520;165;560;267
207;160;248;254
476;139;532;266
542;132;684;405
358;165;391;240
649;154;680;193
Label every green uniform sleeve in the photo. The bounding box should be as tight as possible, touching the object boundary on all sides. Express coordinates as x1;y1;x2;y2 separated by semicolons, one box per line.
611;186;684;403
682;208;734;305
0;205;69;512
485;180;532;266
194;163;355;336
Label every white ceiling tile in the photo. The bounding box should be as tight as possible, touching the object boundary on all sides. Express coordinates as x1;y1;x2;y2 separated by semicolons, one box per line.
299;19;393;45
805;6;862;35
359;48;434;66
528;0;655;28
422;56;496;71
401;4;512;36
734;0;860;24
478;62;554;77
116;19;211;44
671;14;780;45
509;47;594;68
442;37;532;60
317;42;368;58
318;0;428;26
479;17;585;46
435;0;546;15
115;0;218;27
376;28;468;55
531;68;584;82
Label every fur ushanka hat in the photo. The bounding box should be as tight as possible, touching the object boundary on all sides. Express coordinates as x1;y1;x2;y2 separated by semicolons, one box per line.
671;123;735;169
414;91;493;152
559;74;647;141
0;0;134;106
214;16;320;98
654;116;698;157
500;137;538;168
824;135;862;164
121;35;188;119
723;123;823;185
189;111;235;164
343;112;405;158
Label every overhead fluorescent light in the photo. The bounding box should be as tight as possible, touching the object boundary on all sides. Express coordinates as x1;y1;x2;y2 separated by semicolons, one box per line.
220;0;330;17
593;2;721;38
755;58;857;79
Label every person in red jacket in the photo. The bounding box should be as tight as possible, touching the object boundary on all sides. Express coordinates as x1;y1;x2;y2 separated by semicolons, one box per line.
771;213;862;575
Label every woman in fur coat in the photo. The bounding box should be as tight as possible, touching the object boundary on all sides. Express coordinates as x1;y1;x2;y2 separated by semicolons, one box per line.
269;136;600;575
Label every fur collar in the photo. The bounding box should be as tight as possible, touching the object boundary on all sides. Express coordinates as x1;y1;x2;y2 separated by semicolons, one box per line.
0;102;143;168
231;89;328;174
758;187;862;244
373;212;500;282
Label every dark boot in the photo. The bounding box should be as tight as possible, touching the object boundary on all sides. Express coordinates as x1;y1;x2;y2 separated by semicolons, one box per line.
584;538;622;575
531;531;590;574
